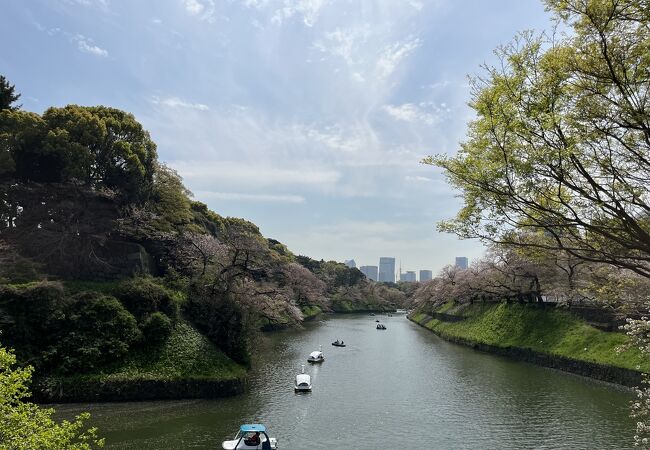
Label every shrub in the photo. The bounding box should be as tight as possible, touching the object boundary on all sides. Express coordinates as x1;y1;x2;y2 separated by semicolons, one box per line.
114;277;179;322
0;281;66;368
141;312;172;347
53;292;140;373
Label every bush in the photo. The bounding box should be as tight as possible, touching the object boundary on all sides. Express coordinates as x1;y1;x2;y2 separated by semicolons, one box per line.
0;281;66;368
141;312;172;347
53;292;140;373
114;277;180;322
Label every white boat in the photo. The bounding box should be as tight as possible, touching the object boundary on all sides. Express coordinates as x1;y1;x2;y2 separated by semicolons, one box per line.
376;323;387;330
294;364;312;392
222;424;277;449
307;345;325;363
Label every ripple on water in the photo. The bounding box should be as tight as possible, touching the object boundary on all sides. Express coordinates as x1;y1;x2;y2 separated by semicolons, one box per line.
54;314;636;449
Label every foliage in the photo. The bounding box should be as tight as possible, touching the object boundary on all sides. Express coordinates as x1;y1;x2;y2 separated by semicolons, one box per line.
427;0;650;277
0;281;67;368
2;105;157;202
413;303;650;372
53;292;140;373
0;341;104;449
114;276;180;322
0;75;20;111
141;312;173;347
93;321;246;381
620;308;650;447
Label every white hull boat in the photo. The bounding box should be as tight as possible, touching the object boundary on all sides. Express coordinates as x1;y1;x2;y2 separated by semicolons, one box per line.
307;345;324;363
295;365;312;392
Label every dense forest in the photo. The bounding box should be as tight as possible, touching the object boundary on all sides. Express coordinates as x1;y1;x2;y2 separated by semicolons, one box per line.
0;76;404;387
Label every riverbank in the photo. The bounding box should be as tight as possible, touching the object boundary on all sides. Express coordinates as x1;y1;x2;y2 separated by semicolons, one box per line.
409;303;648;387
34;321;247;402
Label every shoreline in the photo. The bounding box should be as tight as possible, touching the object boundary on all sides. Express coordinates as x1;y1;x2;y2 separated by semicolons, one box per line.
408;312;642;387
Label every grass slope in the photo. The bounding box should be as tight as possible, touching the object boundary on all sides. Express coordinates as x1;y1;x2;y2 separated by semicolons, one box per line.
412;303;650;373
73;321;246;382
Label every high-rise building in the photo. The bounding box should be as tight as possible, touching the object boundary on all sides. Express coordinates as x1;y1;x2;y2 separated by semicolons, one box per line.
400;271;416;282
419;270;433;282
378;257;396;283
360;265;378;281
344;259;356;268
455;257;468;270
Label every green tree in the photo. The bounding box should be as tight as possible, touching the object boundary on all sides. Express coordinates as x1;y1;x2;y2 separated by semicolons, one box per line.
0;342;104;449
427;0;650;277
0;75;20;111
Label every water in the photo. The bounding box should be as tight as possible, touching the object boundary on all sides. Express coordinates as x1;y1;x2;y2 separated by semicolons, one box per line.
54;314;636;449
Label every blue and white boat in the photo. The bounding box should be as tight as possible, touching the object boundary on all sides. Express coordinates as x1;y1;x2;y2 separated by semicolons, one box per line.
222;424;278;449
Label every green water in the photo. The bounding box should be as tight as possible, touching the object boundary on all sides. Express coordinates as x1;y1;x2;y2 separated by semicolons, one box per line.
54;314;636;449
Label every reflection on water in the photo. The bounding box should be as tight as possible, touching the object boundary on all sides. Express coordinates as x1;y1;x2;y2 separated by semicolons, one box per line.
54;314;635;449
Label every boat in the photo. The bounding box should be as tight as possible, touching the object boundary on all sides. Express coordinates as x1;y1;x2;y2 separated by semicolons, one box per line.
376;323;387;330
294;365;312;392
375;319;380;322
307;345;325;363
331;340;346;347
369;312;376;316
222;424;278;449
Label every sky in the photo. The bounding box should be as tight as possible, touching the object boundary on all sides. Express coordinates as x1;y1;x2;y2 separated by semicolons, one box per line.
1;0;553;277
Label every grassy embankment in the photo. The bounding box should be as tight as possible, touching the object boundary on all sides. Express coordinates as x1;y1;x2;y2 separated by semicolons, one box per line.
410;302;650;373
39;320;246;401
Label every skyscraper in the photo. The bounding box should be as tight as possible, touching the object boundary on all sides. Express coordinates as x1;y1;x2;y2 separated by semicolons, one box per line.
378;257;396;283
400;271;416;282
455;257;468;270
360;265;378;281
419;270;433;282
344;259;356;268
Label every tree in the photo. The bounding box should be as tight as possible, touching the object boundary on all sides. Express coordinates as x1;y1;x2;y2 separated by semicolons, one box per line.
4;105;157;201
0;75;20;111
427;0;650;277
0;341;104;449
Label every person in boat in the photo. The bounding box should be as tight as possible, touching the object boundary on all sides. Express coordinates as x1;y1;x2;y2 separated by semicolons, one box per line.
245;431;261;446
340;340;344;345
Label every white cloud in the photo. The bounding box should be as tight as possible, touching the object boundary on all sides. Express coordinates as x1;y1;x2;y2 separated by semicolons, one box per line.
382;102;449;125
73;35;108;57
376;37;421;79
171;161;341;189
151;96;209;111
151;18;163;25
195;190;305;203
182;0;216;22
314;26;371;66
183;0;204;15
271;0;329;27
405;175;433;182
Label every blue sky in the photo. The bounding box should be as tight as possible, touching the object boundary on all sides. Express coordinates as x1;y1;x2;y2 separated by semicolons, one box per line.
1;0;552;276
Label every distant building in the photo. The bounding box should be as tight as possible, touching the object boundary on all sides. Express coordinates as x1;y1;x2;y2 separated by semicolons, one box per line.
360;265;378;281
378;257;396;283
455;257;468;270
419;270;433;282
400;271;416;282
344;259;356;268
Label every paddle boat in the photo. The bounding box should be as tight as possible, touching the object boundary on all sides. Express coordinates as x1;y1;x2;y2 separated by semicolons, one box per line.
376;323;387;330
294;364;312;392
307;345;325;363
222;424;277;449
331;339;346;347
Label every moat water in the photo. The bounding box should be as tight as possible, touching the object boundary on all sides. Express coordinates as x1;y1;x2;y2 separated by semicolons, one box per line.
55;313;636;449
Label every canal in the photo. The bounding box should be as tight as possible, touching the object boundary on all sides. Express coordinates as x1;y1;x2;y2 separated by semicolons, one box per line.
54;313;636;449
